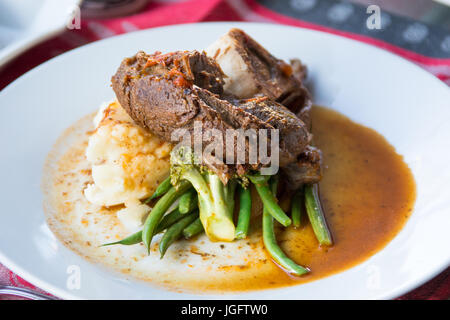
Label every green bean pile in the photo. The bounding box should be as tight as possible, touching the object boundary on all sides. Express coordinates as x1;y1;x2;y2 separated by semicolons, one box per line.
103;167;333;276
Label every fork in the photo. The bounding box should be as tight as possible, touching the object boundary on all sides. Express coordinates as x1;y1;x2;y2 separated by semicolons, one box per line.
0;285;58;300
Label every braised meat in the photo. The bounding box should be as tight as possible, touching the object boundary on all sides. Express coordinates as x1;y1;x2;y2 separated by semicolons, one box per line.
205;28;312;127
206;29;320;186
112;50;311;182
112;50;226;142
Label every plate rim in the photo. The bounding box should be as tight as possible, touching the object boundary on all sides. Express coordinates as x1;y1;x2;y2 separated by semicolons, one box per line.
0;21;449;300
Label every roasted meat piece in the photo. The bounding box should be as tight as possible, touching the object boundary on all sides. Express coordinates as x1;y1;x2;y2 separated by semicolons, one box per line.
206;29;320;187
112;50;225;142
205;28;312;127
112;50;311;182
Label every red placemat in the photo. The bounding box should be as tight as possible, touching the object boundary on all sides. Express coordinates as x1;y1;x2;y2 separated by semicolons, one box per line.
0;0;449;300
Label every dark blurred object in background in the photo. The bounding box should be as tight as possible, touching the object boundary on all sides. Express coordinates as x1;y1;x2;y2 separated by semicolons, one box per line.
257;0;450;58
81;0;150;19
349;0;450;30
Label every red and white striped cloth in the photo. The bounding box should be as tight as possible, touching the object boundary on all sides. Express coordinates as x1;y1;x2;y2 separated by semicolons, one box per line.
0;0;448;300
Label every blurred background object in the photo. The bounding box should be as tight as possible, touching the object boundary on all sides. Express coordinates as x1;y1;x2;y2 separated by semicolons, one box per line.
0;0;81;66
81;0;151;19
434;0;450;7
256;0;450;58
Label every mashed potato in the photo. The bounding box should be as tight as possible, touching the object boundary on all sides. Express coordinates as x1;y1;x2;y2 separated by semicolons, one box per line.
84;101;172;229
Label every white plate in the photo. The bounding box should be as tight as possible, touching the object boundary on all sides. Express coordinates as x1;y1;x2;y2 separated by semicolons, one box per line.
0;22;449;300
0;0;81;67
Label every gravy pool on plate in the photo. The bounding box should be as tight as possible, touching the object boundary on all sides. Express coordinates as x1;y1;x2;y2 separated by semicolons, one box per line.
43;105;415;292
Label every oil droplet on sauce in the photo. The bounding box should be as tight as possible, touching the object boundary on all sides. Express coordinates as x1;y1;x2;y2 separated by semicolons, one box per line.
44;106;416;292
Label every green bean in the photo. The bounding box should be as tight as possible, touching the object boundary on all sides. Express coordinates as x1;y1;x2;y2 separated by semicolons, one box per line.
142;180;191;253
182;217;204;239
101;203;198;248
262;177;309;276
270;175;279;196
101;230;142;246
262;210;309;276
144;176;172;203
247;174;270;185
155;208;183;234
235;185;252;239
156;198;199;233
291;188;304;228
304;184;333;246
178;189;197;214
248;175;291;227
159;211;199;258
224;180;237;218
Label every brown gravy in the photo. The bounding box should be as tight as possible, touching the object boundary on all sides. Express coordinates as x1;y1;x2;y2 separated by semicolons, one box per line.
44;106;416;292
222;105;416;290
